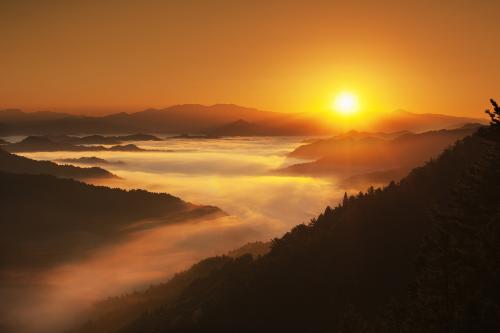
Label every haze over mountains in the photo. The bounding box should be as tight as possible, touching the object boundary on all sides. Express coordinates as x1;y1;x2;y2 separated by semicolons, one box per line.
0;104;486;136
0;102;496;333
67;116;500;333
3;135;152;153
281;124;483;187
0;151;224;271
0;171;223;271
0;145;227;333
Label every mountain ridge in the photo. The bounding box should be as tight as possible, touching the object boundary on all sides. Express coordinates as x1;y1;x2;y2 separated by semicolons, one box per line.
68;115;500;333
0;148;115;180
0;105;486;136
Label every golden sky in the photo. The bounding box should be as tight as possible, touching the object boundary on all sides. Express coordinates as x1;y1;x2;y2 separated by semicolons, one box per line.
1;0;499;116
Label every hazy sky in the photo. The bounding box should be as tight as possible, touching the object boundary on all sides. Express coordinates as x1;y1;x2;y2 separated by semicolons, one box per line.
1;0;499;116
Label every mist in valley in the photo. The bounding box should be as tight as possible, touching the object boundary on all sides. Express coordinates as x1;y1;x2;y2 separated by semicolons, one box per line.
3;136;347;333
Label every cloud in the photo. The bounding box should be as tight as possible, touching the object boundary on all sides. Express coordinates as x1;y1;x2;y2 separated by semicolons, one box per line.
5;137;344;333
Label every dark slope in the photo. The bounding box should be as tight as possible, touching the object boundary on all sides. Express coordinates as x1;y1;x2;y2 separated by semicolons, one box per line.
373;129;500;332
0;172;224;271
70;124;500;332
0;148;115;180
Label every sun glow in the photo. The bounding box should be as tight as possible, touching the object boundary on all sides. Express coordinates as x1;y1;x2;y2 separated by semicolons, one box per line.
332;92;359;116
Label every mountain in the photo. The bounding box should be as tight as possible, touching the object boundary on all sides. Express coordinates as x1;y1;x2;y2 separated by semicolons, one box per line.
3;136;146;153
367;109;487;133
3;136;93;152
70;117;500;333
0;171;224;271
5;133;162;146
205;115;333;136
64;134;121;145
56;156;125;165
0;105;487;136
113;133;162;141
282;124;482;176
227;241;271;258
108;144;145;152
339;167;410;189
0;105;285;135
0;148;115;180
45;133;162;145
206;119;266;136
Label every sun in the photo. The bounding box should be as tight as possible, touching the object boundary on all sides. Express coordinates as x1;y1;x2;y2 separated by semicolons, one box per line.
332;92;359;116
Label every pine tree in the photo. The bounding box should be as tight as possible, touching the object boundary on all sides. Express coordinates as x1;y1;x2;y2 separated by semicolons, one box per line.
485;99;500;127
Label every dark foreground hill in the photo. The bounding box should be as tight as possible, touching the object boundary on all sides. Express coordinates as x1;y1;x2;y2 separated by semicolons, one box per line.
0;148;115;180
71;108;500;333
0;172;223;271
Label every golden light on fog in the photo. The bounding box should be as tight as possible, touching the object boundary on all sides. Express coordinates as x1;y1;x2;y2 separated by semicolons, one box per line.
332;92;359;116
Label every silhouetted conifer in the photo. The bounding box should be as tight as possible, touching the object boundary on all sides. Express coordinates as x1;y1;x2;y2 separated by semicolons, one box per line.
485;99;500;126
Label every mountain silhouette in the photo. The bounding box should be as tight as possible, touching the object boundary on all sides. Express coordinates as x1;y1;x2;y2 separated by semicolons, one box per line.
3;136;147;153
0;104;283;135
56;156;125;166
370;109;487;133
41;133;162;145
0;148;115;180
69;108;500;333
282;124;482;176
0;105;485;136
206;119;265;136
0;172;224;271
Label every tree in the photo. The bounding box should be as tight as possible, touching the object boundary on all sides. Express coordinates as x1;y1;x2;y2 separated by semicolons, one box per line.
485;99;500;126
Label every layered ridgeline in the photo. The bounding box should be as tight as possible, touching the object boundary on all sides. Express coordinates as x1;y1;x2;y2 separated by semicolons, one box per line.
2;135;154;153
0;148;115;179
0;105;485;136
282;124;483;188
0;152;224;271
71;103;500;333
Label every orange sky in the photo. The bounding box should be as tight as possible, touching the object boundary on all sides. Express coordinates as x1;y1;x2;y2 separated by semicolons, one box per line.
0;0;498;116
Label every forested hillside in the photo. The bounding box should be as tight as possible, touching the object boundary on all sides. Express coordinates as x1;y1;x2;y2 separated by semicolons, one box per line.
71;102;500;333
0;172;223;271
0;148;114;179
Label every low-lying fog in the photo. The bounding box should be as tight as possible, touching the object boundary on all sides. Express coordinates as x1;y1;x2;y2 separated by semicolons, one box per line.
7;136;346;333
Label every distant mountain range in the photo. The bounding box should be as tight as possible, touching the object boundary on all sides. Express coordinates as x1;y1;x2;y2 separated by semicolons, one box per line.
281;124;483;180
2;135;151;153
368;109;488;133
0;105;487;136
56;156;125;166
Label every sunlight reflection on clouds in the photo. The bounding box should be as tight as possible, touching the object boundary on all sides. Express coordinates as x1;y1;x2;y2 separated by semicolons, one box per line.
9;137;343;333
